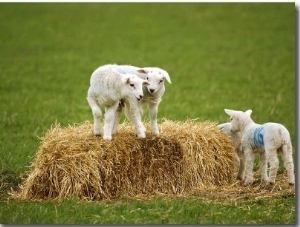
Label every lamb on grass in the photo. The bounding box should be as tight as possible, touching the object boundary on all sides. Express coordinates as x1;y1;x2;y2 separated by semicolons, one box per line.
224;109;295;186
218;123;244;181
95;64;171;135
87;67;149;140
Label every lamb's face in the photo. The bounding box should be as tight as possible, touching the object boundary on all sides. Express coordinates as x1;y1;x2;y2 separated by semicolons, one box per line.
229;114;241;132
218;123;232;135
137;67;171;94
123;74;150;101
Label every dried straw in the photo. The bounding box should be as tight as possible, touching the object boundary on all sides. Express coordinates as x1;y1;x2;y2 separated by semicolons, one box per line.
191;171;295;202
12;120;235;201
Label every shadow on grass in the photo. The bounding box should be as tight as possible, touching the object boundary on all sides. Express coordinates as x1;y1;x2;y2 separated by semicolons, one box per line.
0;168;22;201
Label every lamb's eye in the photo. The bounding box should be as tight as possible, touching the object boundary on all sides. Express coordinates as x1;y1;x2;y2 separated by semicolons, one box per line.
146;77;149;80
230;117;233;121
130;84;135;87
159;79;163;84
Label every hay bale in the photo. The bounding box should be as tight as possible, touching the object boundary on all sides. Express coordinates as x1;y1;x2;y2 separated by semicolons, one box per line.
13;120;235;201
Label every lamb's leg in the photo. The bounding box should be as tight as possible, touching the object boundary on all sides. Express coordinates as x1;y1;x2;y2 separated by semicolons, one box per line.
148;102;160;135
112;101;123;135
236;147;245;181
138;103;146;132
282;143;295;185
126;101;145;138
124;102;146;132
87;96;103;136
124;103;134;123
259;152;269;183
267;148;279;184
243;148;254;185
103;102;119;140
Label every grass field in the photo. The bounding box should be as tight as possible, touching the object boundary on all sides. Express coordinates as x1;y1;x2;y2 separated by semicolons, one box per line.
0;3;296;224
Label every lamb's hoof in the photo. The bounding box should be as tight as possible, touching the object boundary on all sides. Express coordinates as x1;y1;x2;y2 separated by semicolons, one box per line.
136;133;146;139
94;131;103;137
243;181;253;186
103;135;112;140
289;182;295;186
151;128;159;136
236;176;243;181
261;179;271;185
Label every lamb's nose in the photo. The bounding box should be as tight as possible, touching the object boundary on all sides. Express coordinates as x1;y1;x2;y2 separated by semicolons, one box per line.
149;89;155;93
139;95;143;99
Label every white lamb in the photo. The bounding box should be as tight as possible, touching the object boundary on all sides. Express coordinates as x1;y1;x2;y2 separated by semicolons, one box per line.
224;109;295;185
218;123;244;180
94;64;171;135
87;67;149;140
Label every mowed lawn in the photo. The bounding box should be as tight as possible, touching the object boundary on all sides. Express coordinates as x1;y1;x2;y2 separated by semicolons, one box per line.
0;3;296;224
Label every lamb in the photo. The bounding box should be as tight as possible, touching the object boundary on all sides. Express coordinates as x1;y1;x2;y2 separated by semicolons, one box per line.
218;123;244;180
224;109;295;185
87;67;149;140
94;64;171;136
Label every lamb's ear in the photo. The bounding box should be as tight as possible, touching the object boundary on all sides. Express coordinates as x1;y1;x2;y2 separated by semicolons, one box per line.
163;72;172;84
122;75;131;84
224;109;233;116
245;109;252;116
137;68;147;74
143;80;150;86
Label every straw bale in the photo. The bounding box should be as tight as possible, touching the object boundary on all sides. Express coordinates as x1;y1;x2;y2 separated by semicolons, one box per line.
12;120;235;201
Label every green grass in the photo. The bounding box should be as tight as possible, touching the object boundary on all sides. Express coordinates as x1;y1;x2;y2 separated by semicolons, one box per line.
0;3;295;224
0;195;295;224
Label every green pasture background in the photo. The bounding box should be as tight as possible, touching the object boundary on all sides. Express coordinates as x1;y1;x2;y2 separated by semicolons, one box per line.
0;3;296;224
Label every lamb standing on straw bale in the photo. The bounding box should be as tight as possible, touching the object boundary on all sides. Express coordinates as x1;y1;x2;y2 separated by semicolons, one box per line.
87;67;149;140
95;64;171;136
12;120;235;201
224;109;295;185
218;122;244;180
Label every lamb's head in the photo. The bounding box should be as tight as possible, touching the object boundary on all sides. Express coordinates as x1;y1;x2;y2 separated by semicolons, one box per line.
136;67;171;94
122;74;150;101
224;109;253;132
218;122;232;136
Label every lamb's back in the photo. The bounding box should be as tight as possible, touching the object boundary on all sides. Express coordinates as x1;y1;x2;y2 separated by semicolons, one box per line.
89;69;123;105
